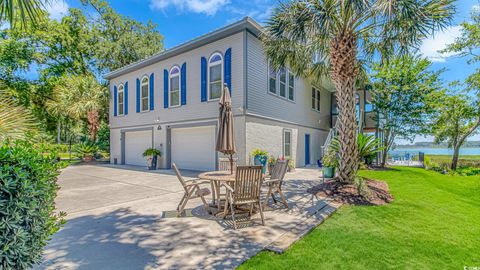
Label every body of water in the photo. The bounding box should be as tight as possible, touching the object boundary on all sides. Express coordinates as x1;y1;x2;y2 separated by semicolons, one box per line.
390;148;480;156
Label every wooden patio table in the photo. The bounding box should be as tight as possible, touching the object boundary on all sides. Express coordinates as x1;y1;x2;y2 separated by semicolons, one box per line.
198;171;236;213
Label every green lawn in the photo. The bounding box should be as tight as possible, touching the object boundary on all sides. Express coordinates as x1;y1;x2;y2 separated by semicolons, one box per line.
240;167;480;269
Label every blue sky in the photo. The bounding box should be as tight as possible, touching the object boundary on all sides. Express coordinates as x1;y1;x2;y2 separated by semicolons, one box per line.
46;0;480;143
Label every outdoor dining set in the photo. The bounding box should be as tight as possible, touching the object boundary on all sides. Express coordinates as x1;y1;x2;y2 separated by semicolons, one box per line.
172;158;289;229
168;84;290;229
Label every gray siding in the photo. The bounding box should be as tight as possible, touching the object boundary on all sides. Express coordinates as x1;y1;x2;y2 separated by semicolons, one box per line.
109;31;245;129
245;32;333;131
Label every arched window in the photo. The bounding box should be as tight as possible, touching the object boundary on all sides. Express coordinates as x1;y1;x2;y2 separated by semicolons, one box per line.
118;84;124;115
208;52;223;100
169;66;181;107
140;76;149;112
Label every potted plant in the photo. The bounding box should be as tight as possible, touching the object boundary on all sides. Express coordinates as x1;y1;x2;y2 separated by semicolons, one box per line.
250;149;268;174
267;155;277;175
322;146;338;178
73;141;98;162
143;148;161;170
287;158;295;172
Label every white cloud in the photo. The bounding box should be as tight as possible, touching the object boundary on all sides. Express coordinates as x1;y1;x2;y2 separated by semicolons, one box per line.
419;26;462;62
149;0;230;16
46;0;69;21
472;4;480;12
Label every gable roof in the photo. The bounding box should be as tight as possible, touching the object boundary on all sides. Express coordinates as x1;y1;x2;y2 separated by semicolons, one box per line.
104;17;263;80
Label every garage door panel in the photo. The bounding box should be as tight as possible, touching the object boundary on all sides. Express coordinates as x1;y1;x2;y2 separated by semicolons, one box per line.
171;126;216;171
125;130;152;166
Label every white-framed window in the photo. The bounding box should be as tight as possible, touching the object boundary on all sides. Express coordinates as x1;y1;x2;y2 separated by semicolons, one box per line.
169;66;181;107
140;76;149;112
279;67;286;98
288;72;295;101
283;129;292;158
268;64;295;101
118;84;124;116
208;52;223;100
269;63;277;94
312;87;321;111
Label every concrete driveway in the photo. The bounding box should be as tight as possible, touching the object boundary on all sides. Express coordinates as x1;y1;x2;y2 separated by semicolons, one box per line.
37;164;339;270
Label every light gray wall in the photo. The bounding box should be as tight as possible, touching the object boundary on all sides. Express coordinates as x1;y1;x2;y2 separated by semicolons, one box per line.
245;32;333;131
108;31;245;129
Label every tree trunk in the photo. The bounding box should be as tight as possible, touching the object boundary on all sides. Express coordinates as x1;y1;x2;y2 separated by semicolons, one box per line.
87;110;99;142
451;145;460;170
381;129;389;167
57;121;61;144
329;34;359;183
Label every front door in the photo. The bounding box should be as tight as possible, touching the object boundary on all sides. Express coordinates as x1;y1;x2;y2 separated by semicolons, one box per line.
305;134;310;165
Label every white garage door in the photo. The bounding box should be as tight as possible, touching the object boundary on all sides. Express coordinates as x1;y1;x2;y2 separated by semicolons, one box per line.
124;130;153;166
171;126;216;171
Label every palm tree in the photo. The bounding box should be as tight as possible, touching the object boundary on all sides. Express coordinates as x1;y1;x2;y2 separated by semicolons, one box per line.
0;87;36;141
0;0;51;27
263;0;454;183
49;75;108;142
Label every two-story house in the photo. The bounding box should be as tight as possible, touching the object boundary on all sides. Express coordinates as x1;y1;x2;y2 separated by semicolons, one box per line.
105;17;381;171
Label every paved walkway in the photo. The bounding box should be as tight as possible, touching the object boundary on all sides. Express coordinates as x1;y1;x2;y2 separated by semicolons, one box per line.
36;164;340;270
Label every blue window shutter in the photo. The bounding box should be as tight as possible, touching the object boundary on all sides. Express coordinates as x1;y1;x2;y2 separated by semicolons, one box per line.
224;48;231;93
136;78;140;113
124;82;129;115
164;69;169;108
181;63;186;105
201;57;207;102
113;85;118;116
149;73;154;110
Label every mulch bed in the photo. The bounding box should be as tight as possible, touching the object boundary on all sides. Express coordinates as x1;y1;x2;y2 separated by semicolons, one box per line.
308;178;394;206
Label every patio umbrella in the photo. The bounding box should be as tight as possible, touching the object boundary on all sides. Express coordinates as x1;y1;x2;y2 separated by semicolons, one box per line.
216;84;236;174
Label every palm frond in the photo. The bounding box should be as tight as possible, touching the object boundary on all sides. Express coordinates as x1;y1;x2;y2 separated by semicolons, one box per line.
0;0;50;28
0;87;37;141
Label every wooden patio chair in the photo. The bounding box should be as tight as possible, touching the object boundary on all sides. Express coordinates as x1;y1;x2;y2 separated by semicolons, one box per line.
218;157;237;172
222;165;265;229
263;160;289;209
172;163;211;217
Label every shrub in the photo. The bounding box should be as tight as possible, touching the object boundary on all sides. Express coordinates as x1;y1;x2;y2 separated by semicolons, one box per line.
250;149;268;157
322;146;338;168
0;140;64;269
142;148;161;157
73;141;98;158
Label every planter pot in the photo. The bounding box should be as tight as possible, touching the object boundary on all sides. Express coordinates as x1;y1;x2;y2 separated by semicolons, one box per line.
147;155;158;170
83;155;95;162
254;155;267;174
323;166;335;178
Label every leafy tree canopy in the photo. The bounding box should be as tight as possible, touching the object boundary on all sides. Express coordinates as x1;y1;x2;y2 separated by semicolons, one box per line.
370;55;442;166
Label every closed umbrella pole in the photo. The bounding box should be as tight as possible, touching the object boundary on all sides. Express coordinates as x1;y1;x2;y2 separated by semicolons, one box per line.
216;84;236;174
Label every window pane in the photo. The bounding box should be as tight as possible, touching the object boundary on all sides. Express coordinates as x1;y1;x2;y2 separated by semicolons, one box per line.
269;78;276;93
141;85;148;98
171;91;179;106
170;76;179;91
289;73;294;87
285;131;291;143
280;83;286;97
289;86;294;100
279;68;286;83
118;91;124;102
210;54;222;63
142;98;148;111
285;144;291;157
118;101;124;115
171;67;179;75
210;82;221;99
210;65;221;82
269;66;277;78
316;90;321;111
